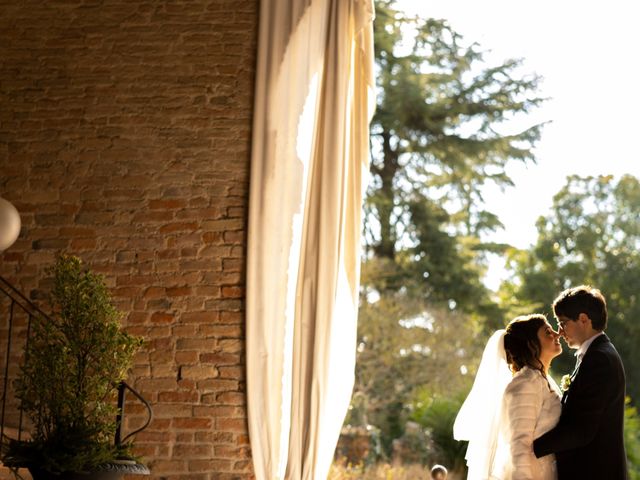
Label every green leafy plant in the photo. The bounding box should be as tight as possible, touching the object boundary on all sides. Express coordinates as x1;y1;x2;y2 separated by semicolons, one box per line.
1;254;143;474
625;397;640;480
410;390;469;475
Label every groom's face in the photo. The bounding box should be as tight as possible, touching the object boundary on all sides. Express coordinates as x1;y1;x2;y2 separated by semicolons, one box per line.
557;315;583;348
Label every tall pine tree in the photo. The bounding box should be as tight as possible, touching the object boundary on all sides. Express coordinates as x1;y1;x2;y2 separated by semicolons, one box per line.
366;0;545;316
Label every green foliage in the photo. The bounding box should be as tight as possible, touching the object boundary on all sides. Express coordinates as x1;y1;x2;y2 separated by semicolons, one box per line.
1;254;142;474
409;392;468;474
500;175;640;400
625;397;640;480
350;269;483;453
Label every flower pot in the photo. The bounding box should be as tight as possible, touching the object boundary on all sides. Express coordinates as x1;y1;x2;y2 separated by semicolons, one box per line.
28;468;123;480
28;461;150;480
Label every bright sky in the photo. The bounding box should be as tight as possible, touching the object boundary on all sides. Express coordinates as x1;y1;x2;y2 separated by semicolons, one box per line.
395;0;640;289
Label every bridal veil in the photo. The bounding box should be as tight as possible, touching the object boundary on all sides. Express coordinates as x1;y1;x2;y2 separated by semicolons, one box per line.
453;329;513;480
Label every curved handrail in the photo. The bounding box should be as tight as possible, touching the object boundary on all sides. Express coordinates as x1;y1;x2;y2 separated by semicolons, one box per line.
115;381;153;445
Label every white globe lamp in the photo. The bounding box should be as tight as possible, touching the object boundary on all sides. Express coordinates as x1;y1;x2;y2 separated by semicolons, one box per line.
0;197;21;252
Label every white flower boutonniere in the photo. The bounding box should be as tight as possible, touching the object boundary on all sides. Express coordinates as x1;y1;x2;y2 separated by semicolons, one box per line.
560;374;572;392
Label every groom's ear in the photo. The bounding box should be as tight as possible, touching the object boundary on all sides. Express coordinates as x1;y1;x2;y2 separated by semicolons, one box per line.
577;312;591;327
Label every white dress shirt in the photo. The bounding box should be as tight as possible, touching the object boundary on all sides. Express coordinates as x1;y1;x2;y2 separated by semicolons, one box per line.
575;331;604;367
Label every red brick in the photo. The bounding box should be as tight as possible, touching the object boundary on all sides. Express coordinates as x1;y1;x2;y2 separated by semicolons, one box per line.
220;312;243;324
166;286;192;297
194;406;242;417
153;404;193;418
199;352;240;365
159;222;198;234
173;418;213;430
149;199;188;210
222;286;244;298
215;445;251;458
180;365;218;380
180;311;216;324
202;231;224;244
216;418;246;432
188;459;233;472
174;351;199;364
1;252;23;262
197;379;238;392
217;392;246;405
158;391;199;403
176;432;195;443
199;325;243;338
173;443;212;457
216;356;244;372
143;287;166;299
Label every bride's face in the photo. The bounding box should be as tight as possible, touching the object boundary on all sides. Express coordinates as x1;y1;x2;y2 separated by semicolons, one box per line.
537;322;563;360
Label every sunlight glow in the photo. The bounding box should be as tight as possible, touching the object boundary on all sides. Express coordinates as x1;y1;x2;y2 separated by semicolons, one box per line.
399;311;435;331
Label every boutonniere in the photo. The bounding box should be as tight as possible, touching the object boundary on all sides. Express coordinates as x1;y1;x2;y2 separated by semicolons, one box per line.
560;374;572;392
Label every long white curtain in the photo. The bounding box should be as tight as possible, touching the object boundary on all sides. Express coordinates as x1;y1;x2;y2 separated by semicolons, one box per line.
246;0;375;478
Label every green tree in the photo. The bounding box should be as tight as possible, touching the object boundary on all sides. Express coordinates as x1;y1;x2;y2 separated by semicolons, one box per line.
367;0;545;317
501;175;640;400
349;281;482;452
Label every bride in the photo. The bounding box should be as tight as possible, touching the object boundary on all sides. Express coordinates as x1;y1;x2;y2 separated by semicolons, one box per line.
454;314;563;480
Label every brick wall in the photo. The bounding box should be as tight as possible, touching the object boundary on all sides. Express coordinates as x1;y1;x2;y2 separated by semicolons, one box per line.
0;1;258;479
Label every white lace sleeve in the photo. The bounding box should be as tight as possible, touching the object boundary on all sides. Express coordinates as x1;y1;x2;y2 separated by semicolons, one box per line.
504;369;544;480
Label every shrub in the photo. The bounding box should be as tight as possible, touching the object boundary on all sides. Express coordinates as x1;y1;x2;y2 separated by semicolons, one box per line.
2;254;143;474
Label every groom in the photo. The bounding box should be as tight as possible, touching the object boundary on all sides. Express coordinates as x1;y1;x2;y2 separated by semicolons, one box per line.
533;285;628;479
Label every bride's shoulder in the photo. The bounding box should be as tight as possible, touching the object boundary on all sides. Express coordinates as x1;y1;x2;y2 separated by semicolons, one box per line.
505;367;546;394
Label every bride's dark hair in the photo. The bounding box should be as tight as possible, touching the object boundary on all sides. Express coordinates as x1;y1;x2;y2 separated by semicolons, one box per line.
504;314;547;375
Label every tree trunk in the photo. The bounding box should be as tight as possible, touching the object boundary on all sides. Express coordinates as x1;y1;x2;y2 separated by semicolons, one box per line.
373;130;399;260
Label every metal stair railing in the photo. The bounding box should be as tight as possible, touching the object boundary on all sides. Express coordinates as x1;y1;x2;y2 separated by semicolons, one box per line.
0;275;43;444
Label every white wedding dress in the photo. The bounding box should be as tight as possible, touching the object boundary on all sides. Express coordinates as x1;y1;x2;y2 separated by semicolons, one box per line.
453;331;562;480
497;367;562;480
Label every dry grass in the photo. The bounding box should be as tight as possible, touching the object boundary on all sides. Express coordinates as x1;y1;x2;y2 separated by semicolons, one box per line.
328;461;431;479
328;460;464;480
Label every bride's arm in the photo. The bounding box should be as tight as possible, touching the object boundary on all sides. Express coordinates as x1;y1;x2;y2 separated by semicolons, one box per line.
504;371;544;480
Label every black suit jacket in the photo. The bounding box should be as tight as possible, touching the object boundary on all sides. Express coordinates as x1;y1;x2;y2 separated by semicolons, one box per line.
533;333;628;479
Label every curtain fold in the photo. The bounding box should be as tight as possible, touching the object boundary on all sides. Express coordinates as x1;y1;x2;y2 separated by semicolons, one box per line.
246;0;374;478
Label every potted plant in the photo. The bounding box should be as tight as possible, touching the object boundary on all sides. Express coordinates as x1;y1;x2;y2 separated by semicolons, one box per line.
1;254;145;479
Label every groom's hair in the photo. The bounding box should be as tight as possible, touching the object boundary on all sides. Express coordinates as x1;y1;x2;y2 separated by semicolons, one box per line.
553;285;607;331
